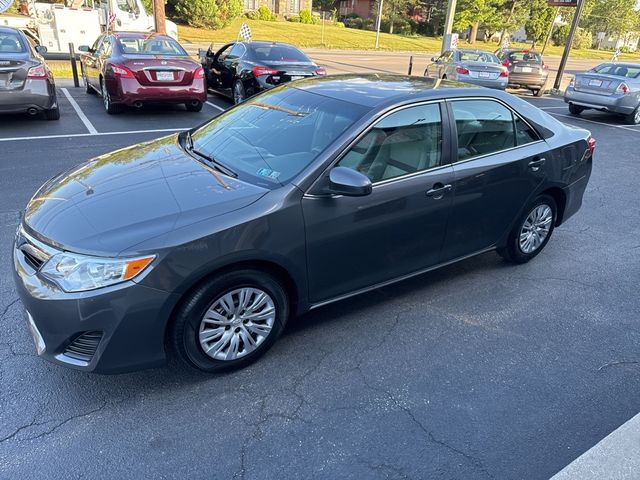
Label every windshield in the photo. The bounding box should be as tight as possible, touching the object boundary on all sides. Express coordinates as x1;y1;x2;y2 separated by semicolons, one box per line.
0;31;26;54
591;63;640;79
248;45;312;64
459;51;499;63
117;36;188;56
191;88;368;187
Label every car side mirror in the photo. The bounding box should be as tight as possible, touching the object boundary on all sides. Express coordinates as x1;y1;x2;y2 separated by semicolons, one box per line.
328;167;372;196
78;45;90;53
35;45;47;55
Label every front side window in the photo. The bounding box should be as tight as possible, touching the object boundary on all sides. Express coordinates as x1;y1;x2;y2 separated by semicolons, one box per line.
227;43;246;60
452;100;516;161
337;103;443;183
192;89;368;187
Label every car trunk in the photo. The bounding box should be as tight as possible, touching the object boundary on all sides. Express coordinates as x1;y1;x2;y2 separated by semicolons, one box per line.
122;56;197;87
463;61;504;80
573;73;626;96
262;62;317;86
510;58;543;77
0;55;33;92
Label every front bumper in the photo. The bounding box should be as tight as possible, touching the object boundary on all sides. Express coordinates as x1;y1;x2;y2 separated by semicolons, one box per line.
0;78;56;114
109;77;207;106
564;87;638;115
12;236;179;374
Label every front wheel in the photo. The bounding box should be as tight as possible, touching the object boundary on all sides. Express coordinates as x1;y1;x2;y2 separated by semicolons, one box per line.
233;80;246;105
170;270;289;373
185;101;203;112
498;194;557;264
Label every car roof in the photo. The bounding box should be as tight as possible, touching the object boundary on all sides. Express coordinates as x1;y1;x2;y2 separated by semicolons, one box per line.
111;32;176;41
0;26;23;34
241;41;299;49
292;74;507;108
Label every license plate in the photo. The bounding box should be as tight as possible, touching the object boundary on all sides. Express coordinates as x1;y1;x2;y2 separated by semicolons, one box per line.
156;71;174;81
521;67;532;73
589;79;603;87
478;72;491;78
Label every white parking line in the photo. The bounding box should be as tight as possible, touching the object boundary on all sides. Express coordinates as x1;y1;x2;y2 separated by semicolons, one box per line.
548;111;640;133
60;88;98;135
0;128;188;143
206;101;226;112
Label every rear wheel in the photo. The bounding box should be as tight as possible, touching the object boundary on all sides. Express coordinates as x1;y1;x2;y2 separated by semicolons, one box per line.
533;86;545;97
170;269;289;373
44;104;60;121
498;194;557;264
625;106;640;125
569;103;584;115
232;80;246;104
185;101;203;112
101;79;123;114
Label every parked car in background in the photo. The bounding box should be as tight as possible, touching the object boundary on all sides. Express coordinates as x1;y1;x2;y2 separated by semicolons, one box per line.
495;48;549;97
79;32;206;114
564;62;640;125
13;75;594;374
424;49;508;90
201;41;326;104
0;26;59;120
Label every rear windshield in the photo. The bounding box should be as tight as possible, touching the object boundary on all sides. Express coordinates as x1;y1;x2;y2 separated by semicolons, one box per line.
248;45;311;64
0;31;26;54
591;63;640;79
508;51;542;63
192;88;368;187
116;37;188;56
459;51;500;63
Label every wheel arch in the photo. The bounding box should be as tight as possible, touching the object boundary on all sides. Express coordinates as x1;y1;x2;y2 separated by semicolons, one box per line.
540;186;567;226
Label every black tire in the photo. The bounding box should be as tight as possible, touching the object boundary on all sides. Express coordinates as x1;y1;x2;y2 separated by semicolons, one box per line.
625;106;640;125
498;194;557;264
44;99;60;121
169;269;289;373
569;103;584;115
185;101;203;112
534;86;545;97
101;79;123;114
232;80;246;105
82;68;95;94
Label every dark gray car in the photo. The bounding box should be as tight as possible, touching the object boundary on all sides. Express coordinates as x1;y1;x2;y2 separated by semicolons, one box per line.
13;75;594;374
0;26;59;120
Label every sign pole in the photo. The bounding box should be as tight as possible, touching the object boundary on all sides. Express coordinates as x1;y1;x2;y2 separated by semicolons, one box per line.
441;0;457;54
553;0;585;91
375;0;384;49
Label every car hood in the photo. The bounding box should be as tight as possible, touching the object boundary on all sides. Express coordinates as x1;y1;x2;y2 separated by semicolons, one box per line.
24;135;268;254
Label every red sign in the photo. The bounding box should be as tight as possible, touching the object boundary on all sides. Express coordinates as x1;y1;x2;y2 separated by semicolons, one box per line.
548;0;578;6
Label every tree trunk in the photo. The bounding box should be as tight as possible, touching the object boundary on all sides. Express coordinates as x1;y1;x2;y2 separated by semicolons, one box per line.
499;0;518;46
469;21;479;44
389;18;394;34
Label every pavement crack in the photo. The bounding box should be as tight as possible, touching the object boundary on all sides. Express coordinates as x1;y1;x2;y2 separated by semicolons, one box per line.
0;298;20;321
597;360;640;371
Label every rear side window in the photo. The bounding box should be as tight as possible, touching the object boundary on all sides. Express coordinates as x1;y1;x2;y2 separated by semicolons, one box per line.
515;117;539;146
338;103;443;183
249;45;311;64
452;100;514;161
0;32;26;53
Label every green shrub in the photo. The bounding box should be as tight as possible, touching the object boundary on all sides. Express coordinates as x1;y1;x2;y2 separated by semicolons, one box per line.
553;25;593;49
256;5;276;20
287;15;301;22
298;9;315;24
174;0;243;29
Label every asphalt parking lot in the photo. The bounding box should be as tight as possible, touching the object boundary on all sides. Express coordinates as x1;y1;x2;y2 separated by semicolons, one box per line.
1;82;639;479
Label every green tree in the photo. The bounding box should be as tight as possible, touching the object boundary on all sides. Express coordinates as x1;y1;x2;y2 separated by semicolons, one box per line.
524;0;556;48
583;0;639;40
173;0;243;29
454;0;499;44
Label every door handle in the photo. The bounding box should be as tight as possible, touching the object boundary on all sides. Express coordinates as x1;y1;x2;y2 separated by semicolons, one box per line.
528;158;546;171
426;184;452;199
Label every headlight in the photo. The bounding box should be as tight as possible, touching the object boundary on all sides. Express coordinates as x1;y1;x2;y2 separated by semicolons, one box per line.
41;252;155;292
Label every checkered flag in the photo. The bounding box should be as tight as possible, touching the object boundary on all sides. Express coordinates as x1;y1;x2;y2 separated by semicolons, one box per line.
239;23;252;42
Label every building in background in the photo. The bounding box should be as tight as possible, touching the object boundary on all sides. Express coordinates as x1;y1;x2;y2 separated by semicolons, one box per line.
243;0;311;16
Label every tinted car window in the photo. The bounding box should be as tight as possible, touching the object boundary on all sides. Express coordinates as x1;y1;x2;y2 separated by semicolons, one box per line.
192;88;368;187
452;100;516;161
227;43;247;60
338;103;442;183
508;51;542;63
0;31;26;53
249;45;312;64
591;63;640;79
117;37;188;56
515;117;539;146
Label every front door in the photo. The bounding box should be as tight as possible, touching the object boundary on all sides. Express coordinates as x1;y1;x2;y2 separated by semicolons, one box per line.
440;98;550;261
302;102;456;303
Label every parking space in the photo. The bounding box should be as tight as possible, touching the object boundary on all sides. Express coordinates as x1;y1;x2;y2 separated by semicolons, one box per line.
0;85;639;479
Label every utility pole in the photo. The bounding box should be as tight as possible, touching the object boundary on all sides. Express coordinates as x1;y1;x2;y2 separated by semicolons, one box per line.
553;0;585;91
153;0;166;35
375;0;384;49
441;0;457;54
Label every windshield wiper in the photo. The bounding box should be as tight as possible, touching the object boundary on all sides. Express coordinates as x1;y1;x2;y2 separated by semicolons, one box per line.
182;131;237;178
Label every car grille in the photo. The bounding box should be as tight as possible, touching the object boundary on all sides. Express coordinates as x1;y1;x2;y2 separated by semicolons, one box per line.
63;331;103;363
15;226;56;272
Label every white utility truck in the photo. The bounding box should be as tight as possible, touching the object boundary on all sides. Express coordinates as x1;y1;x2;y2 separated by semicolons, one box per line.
0;0;178;54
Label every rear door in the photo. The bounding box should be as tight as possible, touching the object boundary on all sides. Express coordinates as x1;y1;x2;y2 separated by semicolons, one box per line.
440;98;550;261
0;30;33;94
302;102;456;303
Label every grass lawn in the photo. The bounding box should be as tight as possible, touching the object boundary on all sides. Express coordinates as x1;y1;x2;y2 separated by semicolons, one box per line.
179;18;640;61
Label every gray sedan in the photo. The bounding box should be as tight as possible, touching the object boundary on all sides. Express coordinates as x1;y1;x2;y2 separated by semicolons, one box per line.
565;62;640;124
0;26;58;120
424;49;508;90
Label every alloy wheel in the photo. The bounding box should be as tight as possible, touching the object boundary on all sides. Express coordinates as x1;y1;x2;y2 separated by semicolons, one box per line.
198;287;276;361
519;204;553;254
101;81;110;110
233;82;245;104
